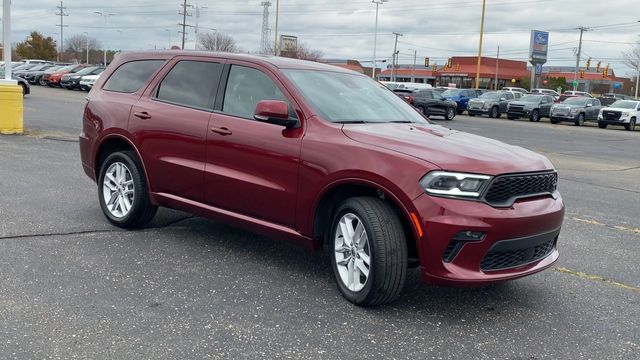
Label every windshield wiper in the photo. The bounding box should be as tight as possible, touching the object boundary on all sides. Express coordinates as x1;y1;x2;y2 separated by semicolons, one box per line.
388;120;414;123
333;120;370;124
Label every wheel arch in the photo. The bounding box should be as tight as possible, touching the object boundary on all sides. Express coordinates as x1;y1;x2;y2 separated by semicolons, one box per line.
312;179;420;264
94;134;152;194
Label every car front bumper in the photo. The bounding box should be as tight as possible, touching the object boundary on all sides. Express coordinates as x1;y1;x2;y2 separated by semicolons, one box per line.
598;116;632;124
551;113;580;122
506;109;533;118
467;108;491;115
412;193;564;286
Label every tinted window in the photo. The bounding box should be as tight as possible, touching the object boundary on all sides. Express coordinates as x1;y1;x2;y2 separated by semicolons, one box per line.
223;65;288;119
505;92;514;100
104;60;164;93
156;60;223;110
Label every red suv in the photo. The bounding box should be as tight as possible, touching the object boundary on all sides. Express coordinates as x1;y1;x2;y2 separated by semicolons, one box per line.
80;51;564;306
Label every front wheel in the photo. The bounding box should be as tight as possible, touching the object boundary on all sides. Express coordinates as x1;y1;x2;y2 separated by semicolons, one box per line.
489;106;499;118
98;151;157;228
529;110;539;122
625;118;636;131
598;122;607;129
330;197;407;306
575;113;585;126
38;77;47;86
445;107;456;120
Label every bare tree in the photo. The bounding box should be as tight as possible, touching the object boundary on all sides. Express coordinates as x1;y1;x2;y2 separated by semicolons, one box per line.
622;41;640;70
65;34;101;53
279;42;323;61
197;32;239;52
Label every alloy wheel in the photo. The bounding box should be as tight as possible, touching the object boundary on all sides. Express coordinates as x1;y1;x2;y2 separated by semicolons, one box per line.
102;162;135;218
334;213;371;292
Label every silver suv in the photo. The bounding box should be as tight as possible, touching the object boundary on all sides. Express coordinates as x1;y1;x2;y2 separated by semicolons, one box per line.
467;91;516;118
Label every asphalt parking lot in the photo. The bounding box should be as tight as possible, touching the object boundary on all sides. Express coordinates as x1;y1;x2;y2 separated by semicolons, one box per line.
1;86;638;359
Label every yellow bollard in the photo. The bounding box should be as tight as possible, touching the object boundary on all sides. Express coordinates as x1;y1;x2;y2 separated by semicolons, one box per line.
0;83;24;135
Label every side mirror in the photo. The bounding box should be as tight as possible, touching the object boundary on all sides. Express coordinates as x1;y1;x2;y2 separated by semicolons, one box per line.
254;100;298;128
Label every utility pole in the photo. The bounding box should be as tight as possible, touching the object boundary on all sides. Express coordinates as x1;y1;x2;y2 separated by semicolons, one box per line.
179;0;193;50
635;64;639;99
392;32;402;82
573;26;589;91
84;32;89;64
371;0;388;80
495;46;499;90
474;0;486;89
409;48;416;83
55;1;68;62
260;2;271;54
94;11;114;65
273;0;280;55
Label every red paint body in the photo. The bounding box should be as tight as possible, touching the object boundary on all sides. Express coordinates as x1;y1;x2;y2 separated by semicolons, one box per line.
79;51;564;286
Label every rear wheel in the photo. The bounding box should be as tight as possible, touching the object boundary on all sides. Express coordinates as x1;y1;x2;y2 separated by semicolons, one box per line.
489;106;499;118
625;118;636;131
416;106;426;115
574;113;585;126
445;107;456;120
598;122;607;129
98;151;157;228
38;77;47;86
550;118;559;124
19;83;27;96
330;197;407;306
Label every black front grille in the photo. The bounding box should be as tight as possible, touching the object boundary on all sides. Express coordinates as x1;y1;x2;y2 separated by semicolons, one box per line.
443;241;463;262
509;105;525;111
480;238;555;271
484;172;557;207
602;110;621;121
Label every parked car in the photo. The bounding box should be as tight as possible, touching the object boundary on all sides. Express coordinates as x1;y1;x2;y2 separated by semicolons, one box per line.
467;91;516;118
506;94;555;122
563;90;593;98
79;73;101;91
13;63;54;76
405;89;458;120
550;97;602;126
442;88;480;114
558;94;581;102
0;68;30;96
43;64;89;87
531;88;560;101
61;66;105;90
597;100;639;131
80;51;564;306
598;93;629;107
502;86;529;94
21;65;63;85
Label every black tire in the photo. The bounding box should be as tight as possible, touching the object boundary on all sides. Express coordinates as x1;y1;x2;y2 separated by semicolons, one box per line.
330;197;407;306
38;77;47;86
598;122;607;129
457;109;464;115
468;113;476;117
529;110;539;122
625;118;636;131
445;107;456;120
416;105;426;115
98;151;157;228
20;83;27;96
574;113;585;126
507;116;516;120
489;106;499;118
550;118;559;124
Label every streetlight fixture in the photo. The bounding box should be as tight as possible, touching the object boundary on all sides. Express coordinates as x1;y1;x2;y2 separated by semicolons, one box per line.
94;11;115;65
372;0;388;80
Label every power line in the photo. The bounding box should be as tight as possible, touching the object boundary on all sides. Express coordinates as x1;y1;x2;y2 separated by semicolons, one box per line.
55;1;69;61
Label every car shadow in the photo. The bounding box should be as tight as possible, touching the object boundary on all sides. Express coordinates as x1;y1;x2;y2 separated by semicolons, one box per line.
155;216;550;319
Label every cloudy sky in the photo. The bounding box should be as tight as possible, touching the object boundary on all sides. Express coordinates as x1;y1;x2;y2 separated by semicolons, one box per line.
5;0;640;76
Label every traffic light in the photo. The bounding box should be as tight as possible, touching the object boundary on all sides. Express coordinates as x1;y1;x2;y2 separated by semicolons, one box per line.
579;70;585;79
596;61;601;73
424;57;430;67
586;58;591;70
447;58;453;69
602;64;609;78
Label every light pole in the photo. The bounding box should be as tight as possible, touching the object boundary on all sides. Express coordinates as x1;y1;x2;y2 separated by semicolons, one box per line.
371;0;388;80
94;11;114;65
83;32;89;64
273;0;280;55
474;0;486;89
165;29;173;49
408;48;417;83
391;32;402;82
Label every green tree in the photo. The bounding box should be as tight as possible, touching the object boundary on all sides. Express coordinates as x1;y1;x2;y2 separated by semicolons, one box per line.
519;76;530;90
545;77;569;93
16;31;57;60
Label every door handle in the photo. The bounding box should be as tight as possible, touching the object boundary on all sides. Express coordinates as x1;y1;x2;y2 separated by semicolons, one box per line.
211;126;232;136
133;111;152;120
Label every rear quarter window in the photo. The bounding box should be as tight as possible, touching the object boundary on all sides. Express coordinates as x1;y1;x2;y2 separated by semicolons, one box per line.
103;60;165;93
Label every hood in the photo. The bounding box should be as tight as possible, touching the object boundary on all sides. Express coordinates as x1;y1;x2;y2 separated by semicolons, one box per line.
341;123;553;175
602;107;636;112
555;103;584;109
509;100;538;106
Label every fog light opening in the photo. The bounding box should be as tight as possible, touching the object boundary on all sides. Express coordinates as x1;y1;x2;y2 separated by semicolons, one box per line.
453;231;485;241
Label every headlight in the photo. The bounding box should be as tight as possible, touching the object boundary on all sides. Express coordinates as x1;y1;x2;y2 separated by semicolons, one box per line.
483;102;491;109
420;171;492;198
570;108;580;114
524;104;534;109
622;112;630;117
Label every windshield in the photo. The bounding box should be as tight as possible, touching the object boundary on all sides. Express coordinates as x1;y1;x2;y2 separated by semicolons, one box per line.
479;92;502;100
55;65;77;72
284;69;428;124
610;100;637;109
519;95;542;103
74;66;99;75
562;98;588;105
442;89;462;97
